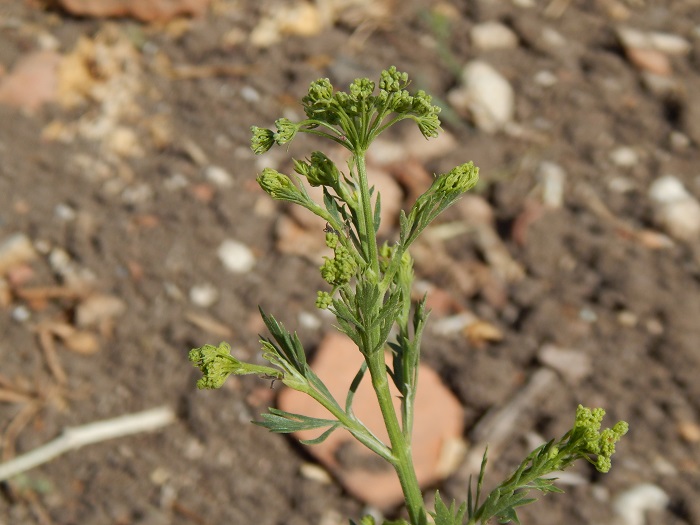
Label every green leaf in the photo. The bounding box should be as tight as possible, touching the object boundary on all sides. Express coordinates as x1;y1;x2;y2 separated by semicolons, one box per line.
254;407;337;434
431;491;467;525
346;361;368;413
259;308;307;370
299;423;340;445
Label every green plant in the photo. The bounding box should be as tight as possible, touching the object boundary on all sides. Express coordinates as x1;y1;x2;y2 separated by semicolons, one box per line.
188;67;628;525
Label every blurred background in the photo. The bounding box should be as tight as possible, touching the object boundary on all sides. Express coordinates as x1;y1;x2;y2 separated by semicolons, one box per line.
1;1;699;524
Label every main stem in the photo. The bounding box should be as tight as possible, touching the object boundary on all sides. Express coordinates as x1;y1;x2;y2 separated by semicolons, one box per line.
355;152;426;524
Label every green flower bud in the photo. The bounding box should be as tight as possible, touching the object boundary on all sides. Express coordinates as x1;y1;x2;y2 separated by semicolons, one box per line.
320;244;356;286
417;113;441;139
302;78;338;123
350;77;375;101
315;291;333;309
325;232;339;249
250;126;275;154
189;342;276;389
257;168;301;201
379;66;409;94
274;118;298;145
435;162;479;195
294;152;340;187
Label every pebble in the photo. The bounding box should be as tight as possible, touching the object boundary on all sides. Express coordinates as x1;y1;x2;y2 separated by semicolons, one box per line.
470;22;519;50
648;175;700;242
217;239;255;273
536;161;566;208
0;233;37;275
609;146;639;168
54;203;77;221
239;85;261;103
12;305;31;322
56;0;211;21
298;310;321;330
537;344;592;385
189;283;219;307
205;165;234;188
613;483;669;525
533;70;558;87
75;294;127;328
448;61;514;133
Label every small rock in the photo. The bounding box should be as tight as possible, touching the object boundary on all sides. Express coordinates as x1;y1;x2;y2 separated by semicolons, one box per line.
625;47;672;76
538;344;592;385
55;0;212;22
189;284;219;308
75;294;126;328
204;165;233;188
648;175;700;242
470;22;519;50
12;305;31;322
536;161;566;208
298;310;321;330
648;32;691;55
609;146;639;168
613;483;669;525
217;239;255;273
0;51;61;112
533;70;558;87
677;420;700;443
448;61;514;133
0;233;37;276
54;203;77;221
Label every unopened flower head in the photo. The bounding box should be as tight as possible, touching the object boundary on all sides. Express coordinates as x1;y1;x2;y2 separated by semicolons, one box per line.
294;151;340;188
251;126;275;154
257;168;301;202
380;66;409;94
436;162;480;195
274;118;299;145
189;342;243;389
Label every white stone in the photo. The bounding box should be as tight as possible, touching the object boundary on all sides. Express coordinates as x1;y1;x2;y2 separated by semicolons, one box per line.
205;165;233;187
534;70;558;87
613;483;669;525
648;32;691;55
537;161;566;208
649;175;700;242
0;233;36;275
298;310;322;330
189;283;219;307
610;146;639;168
217;239;255;273
449;61;514;133
471;22;518;50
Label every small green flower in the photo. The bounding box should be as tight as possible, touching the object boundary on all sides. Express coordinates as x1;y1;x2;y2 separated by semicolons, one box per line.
250;126;275;154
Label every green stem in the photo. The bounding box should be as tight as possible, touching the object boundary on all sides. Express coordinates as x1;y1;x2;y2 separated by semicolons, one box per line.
367;348;425;524
354;150;426;524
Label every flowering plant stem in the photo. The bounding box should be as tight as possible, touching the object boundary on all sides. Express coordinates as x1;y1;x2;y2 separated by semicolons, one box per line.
188;67;627;525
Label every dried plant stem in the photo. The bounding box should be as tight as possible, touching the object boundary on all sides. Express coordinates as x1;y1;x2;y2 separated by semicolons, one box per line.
0;406;175;481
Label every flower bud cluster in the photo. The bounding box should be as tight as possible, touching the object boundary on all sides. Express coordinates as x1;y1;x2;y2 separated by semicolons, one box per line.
320;233;356;286
188;342;244;389
294;152;340;188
